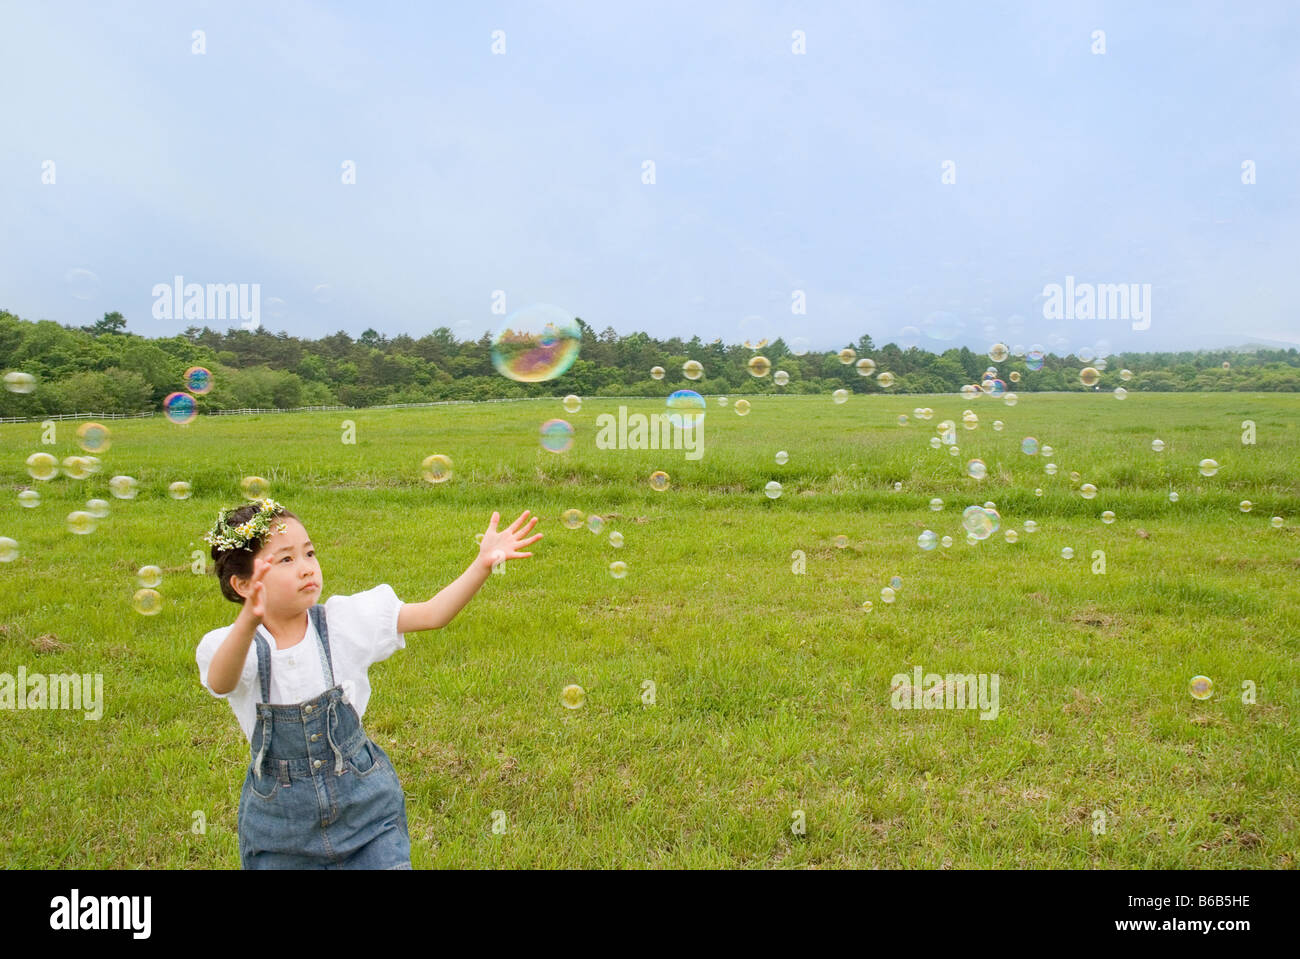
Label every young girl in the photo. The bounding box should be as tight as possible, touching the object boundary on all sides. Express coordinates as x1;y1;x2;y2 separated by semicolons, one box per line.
195;497;541;869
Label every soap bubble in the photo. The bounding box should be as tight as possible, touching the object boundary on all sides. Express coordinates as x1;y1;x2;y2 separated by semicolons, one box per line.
0;538;17;562
560;684;586;709
877;371;895;388
666;390;706;430
562;394;582;413
832;389;848;404
855;358;876;377
3;371;36;393
602;531;619;548
1188;676;1213;700
1004;529;1018;543
62;456;93;480
962;412;978;430
1271;516;1284;528
1041;445;1054;457
1080;483;1097;499
962;504;1000;540
18;490;39;508
992;420;1004;432
1034;488;1043;497
1077;347;1095;363
420;455;453;484
1021;437;1039;455
890;575;902;590
650;366;665;380
1060;547;1074;560
941;535;953;548
66;511;96;534
929;497;943;511
747;355;772;378
861;600;874;612
1113;387;1127;400
586;515;604;535
1023;519;1038;533
540;419;574;453
168;481;192;500
137;565;163;588
960;384;979;399
1003;392;1017;407
1009;371;1021;383
86;499;110;518
1025;347;1045;371
163;391;198;425
775;450;788;465
1101;510;1115;524
242;475;271;498
1120;369;1132;381
929;437;942;449
1239;500;1252;513
1168;491;1179;503
562;508;584;529
966;459;987;480
837;347;856;365
949;446;960;456
774;370;789;386
76;422;111;453
988;343;1009;362
919;408;933;420
26;453;59;481
717;396;728;407
834;535;848;549
109;475;138;499
682;360;704;380
1079;367;1100;387
733;399;751;416
1198;458;1219;477
184;366;213;395
764;481;783;499
609;561;627;579
880;586;896;604
649;470;670;492
491;304;581;382
918;530;938;550
897;414;909;426
1151;439;1165;452
1044;463;1058;476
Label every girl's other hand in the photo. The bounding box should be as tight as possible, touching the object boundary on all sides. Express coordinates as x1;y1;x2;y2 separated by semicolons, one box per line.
477;510;543;572
245;557;271;621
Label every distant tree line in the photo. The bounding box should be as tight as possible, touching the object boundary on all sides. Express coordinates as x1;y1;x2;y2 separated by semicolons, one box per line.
1;308;1297;417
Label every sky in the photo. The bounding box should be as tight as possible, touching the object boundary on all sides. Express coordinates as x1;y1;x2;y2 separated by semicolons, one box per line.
3;0;1299;356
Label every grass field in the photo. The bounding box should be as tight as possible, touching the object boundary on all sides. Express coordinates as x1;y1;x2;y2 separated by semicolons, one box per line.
1;391;1297;868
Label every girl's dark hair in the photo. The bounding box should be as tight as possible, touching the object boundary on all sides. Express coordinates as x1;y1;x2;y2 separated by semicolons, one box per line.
211;505;300;604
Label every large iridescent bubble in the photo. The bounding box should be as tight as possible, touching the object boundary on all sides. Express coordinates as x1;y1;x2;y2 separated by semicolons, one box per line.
490;304;581;383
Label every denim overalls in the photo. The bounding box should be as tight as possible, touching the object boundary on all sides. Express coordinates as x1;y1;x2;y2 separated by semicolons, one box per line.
237;603;412;869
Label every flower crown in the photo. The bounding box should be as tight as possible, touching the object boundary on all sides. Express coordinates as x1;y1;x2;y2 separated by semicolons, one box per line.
203;497;289;552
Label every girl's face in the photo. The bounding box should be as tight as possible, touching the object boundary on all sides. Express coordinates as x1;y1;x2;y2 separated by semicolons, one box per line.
234;517;322;615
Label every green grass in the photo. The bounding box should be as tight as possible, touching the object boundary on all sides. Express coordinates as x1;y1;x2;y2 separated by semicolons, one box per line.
1;392;1297;868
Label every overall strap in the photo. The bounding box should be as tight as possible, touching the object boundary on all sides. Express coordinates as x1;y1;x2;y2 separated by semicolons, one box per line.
253;630;272;704
309;604;336;688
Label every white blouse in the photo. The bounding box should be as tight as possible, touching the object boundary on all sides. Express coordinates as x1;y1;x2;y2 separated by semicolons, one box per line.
196;584;406;744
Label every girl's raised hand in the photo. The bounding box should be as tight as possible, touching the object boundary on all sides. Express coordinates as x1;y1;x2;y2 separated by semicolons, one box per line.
246;557;271;620
477;509;543;571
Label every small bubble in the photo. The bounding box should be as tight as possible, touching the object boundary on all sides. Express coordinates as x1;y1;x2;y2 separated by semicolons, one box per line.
834;535;848;549
1151;439;1165;453
1079;367;1100;387
562;394;582;413
1270;516;1284;528
137;565;163;588
832;389;848;405
929;497;943;511
837;348;856;365
1003;392;1017;407
1239;500;1252;513
1199;458;1219;477
242;475;271;498
774;370;790;386
747;355;771;378
855;357;876;377
1044;463;1058;476
587;515;604;534
1060;547;1074;560
918;530;938;551
562;508;584;529
109;475;138;499
85;499;110;518
608;531;623;548
880;586;896;604
1023;520;1038;533
18;490;40;508
1080;483;1097;499
1101;510;1115;524
609;560;627;579
4;371;36;393
649;470;670;492
1113;387;1127;400
168;481;192;500
1169;491;1179;503
0;538;18;562
733;399;751;416
876;371;895;389
966;459;987;480
650;366;665;380
1188;675;1213;700
1004;529;1018;543
66;511;97;535
861;600;874;612
889;575;902;590
682;360;704;380
560;684;586;709
940;535;953;548
764;481;783;499
775;450;788;465
993;420;1004;431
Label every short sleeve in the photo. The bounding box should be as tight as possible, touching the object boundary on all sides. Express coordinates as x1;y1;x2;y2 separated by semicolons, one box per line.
196;626;258;699
322;584;407;667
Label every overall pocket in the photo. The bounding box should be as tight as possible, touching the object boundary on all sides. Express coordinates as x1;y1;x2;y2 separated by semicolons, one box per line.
346;739;385;778
247;764;282;801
